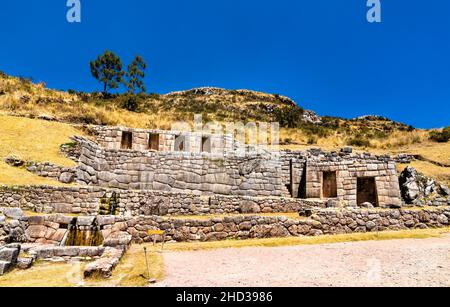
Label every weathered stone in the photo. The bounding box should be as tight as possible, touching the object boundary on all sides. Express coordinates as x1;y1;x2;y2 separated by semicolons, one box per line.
59;172;75;184
26;225;48;239
16;257;33;270
0;207;24;219
240;201;261;214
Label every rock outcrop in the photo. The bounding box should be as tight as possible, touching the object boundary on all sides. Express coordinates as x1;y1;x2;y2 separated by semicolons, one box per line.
399;166;450;206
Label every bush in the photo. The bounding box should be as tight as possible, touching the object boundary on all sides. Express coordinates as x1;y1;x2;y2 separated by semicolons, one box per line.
307;136;318;145
347;136;371;147
429;127;450;143
273;106;305;128
120;94;141;112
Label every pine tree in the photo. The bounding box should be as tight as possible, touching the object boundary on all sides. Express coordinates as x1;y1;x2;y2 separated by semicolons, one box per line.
90;51;124;95
125;55;147;94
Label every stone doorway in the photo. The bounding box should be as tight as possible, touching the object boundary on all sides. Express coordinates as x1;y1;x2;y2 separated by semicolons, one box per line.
121;131;133;149
175;135;186;152
149;133;160;151
357;177;378;207
201;137;211;153
322;171;337;198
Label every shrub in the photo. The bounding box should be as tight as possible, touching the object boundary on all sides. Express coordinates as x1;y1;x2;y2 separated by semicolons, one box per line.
347;136;371;147
273;106;305;128
429;127;450;143
147;93;160;99
120;94;141;112
307;136;318;145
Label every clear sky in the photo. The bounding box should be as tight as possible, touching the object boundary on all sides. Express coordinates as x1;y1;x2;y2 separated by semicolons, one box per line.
0;0;449;128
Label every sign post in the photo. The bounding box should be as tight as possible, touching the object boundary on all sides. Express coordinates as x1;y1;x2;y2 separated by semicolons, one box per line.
147;229;166;251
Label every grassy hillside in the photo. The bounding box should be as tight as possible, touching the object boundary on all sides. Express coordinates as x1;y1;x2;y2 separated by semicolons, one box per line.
0;72;448;185
0;114;83;186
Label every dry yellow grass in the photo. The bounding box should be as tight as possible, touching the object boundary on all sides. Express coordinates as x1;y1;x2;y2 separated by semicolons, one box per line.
0;114;83;186
0;262;77;287
86;247;164;287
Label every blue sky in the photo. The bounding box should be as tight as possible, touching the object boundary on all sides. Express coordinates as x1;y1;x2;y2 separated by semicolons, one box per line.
0;0;449;128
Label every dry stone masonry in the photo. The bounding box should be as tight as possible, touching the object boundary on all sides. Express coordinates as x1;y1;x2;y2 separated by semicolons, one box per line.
1;123;447;279
73;125;403;208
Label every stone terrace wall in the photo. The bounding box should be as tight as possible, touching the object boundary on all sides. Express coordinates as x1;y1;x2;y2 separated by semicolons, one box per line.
76;138;290;197
0;186;318;217
0;186;105;215
126;207;450;243
25;162;76;184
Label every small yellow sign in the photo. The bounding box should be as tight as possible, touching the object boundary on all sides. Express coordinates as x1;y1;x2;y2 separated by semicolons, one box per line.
147;230;165;236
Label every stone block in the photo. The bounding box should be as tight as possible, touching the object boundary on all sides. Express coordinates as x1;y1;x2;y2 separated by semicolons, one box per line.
26;225;48;239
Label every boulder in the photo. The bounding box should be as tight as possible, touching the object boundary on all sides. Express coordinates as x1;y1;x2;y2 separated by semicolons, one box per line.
0;207;24;220
0;244;20;275
360;202;374;209
365;221;376;231
16;257;33;270
399;167;420;203
4;156;25;167
76;216;96;226
84;247;125;279
59;172;75;184
26;225;48;239
439;184;450;196
326;199;339;208
239;201;260;214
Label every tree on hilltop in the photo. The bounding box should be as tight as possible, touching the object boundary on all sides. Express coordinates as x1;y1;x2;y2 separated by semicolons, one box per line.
125;55;147;94
90;51;124;96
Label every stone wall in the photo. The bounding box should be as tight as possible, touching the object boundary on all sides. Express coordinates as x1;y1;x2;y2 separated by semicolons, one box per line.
76;137;290;197
25;162;76;184
4;207;450;245
0;208;28;244
0;185;320;217
0;186;103;215
91;125;234;155
126;207;450;243
0;216;7;245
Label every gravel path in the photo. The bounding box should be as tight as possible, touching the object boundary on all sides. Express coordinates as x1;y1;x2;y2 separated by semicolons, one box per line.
158;235;450;287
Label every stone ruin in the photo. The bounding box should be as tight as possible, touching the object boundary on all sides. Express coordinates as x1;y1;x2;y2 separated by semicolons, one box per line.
1;124;449;279
73;125;403;208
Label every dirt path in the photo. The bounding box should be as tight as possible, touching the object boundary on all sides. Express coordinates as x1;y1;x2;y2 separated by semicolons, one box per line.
158;235;450;287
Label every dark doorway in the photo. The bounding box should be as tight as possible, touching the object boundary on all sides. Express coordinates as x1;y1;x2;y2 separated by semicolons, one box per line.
322;171;337;198
149;133;160;151
175;135;186;152
121;131;133;149
298;166;307;199
357;177;378;206
201;137;211;153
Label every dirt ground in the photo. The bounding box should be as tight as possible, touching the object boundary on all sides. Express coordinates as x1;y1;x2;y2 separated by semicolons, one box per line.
157;235;450;287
